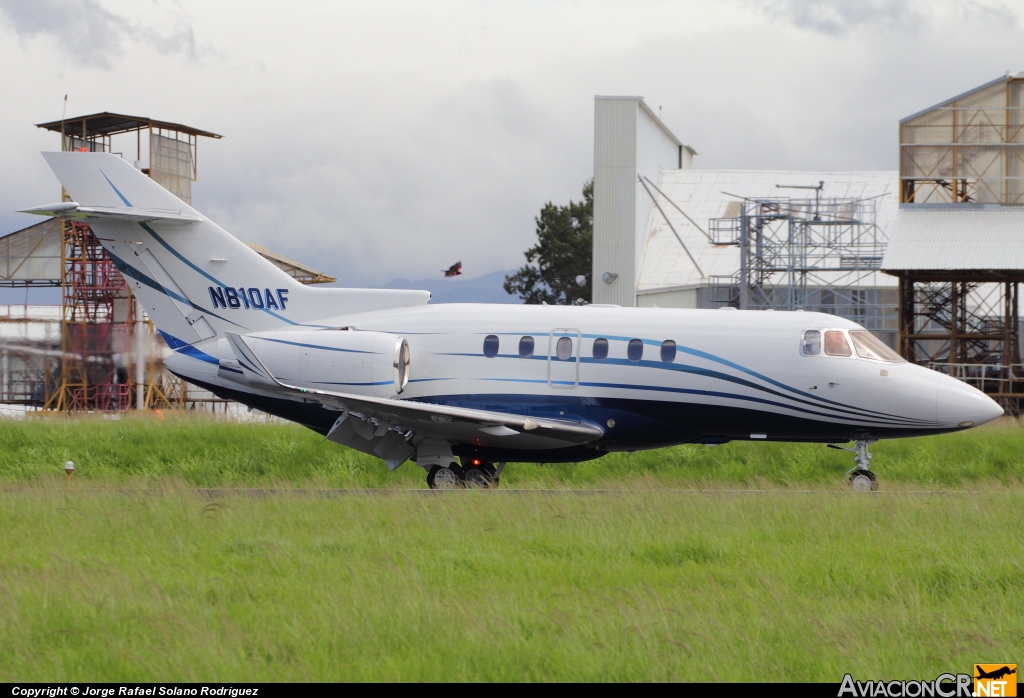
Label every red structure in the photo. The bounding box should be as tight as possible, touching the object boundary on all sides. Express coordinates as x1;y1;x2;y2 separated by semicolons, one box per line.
46;221;132;411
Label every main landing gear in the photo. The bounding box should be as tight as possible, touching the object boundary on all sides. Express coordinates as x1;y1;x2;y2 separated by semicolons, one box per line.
828;439;879;491
426;460;505;489
426;463;464;489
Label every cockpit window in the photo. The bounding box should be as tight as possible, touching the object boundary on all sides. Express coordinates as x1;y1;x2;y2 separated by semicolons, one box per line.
849;331;905;363
823;330;852;357
801;330;821;356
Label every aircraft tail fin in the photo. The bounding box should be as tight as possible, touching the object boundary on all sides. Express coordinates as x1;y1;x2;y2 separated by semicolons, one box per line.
27;152;429;346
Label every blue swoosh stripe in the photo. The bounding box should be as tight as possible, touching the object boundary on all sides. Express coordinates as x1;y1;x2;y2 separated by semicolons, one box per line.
106;249;241;329
439;335;927;424
310;381;393;387
140;223;331;329
577;381;930;427
254;336;377;354
437;351;928;425
101;170;133;206
157;330;189;350
158;330;218;365
426;330;909;419
588;357;931;425
478;377;935;428
237;358;267;377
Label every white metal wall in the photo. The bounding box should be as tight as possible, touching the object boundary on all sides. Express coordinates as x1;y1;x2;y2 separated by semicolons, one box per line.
593;97;639;306
592;96;687;306
636;288;699;308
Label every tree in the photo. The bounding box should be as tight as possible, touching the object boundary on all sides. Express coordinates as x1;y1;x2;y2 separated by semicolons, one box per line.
504;180;593;305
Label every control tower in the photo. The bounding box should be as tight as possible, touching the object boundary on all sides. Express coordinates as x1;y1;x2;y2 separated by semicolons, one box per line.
0;113;335;412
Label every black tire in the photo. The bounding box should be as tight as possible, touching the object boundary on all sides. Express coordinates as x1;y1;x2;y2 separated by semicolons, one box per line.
463;462;498;488
848;469;878;492
427;463;465;489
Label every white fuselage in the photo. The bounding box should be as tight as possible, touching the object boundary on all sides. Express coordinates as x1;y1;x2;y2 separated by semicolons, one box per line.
166;303;1002;462
28;151;1004;472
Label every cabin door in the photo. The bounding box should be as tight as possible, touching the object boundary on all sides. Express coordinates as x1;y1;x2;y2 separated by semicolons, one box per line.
547;328;581;389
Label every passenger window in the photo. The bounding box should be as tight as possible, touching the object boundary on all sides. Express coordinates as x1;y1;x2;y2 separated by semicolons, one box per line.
483;335;499;358
824;330;852;357
627;339;643;362
592;337;609;361
801;330;821;356
660;340;676;363
556;336;573;361
519;336;534;358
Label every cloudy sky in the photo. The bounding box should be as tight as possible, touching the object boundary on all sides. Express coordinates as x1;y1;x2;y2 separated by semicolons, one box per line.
0;0;1021;289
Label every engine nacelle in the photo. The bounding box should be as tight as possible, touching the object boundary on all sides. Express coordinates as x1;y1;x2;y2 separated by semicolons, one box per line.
244;328;410;398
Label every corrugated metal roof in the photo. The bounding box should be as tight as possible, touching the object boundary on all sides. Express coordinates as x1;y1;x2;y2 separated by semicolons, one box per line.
882;206;1024;271
0;219;63;286
243;243;336;284
0;222;334;285
36;112;222;139
638;170;900;291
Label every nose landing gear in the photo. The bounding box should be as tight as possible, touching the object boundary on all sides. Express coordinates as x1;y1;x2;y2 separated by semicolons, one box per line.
847;468;877;492
828;439;878;491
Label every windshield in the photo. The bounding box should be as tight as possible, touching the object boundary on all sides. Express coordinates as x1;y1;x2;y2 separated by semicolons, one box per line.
849;330;905;363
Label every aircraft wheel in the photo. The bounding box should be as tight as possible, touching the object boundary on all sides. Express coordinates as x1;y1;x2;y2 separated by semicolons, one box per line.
427;463;465;490
848;470;878;492
463;463;498;488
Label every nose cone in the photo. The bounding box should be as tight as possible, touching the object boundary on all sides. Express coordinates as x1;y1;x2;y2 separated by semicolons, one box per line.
936;375;1004;428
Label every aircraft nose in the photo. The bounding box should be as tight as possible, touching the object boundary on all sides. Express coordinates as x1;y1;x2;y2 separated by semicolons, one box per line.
935;375;1004;427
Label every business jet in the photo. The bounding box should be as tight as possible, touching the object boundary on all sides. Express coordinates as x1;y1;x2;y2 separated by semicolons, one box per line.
21;152;1004;490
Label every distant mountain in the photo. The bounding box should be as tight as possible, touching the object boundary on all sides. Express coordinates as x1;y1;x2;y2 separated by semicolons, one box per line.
381;269;522;304
0;271;523;307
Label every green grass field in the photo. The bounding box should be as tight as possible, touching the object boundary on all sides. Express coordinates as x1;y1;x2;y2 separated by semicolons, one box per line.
1;415;1022;681
3;413;1024;488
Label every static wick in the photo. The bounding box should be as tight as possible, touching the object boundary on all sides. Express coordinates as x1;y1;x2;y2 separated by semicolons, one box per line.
64;460;75;481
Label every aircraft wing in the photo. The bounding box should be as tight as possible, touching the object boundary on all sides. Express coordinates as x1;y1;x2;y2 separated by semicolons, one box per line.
223;333;604;466
19;202;201;224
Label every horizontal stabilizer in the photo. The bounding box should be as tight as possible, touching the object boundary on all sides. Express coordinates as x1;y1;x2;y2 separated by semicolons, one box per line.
19;202;200;224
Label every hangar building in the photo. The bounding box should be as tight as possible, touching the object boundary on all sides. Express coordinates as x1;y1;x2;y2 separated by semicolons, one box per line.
592;75;1024;409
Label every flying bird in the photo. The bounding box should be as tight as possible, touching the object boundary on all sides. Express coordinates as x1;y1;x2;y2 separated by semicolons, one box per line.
443;261;462;277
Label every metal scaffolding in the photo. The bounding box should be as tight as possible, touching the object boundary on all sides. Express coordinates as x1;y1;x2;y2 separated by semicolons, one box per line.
0;305;60;405
0;112;340;413
45;221;132;411
887;73;1024;413
900;74;1024;206
890;273;1024;411
707;187;896;342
